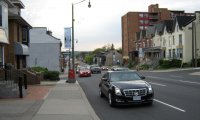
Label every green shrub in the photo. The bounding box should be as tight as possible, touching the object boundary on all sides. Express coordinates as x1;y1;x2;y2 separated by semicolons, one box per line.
159;59;182;68
171;59;182;68
128;60;134;69
44;71;60;81
31;66;48;73
140;64;149;70
182;63;191;68
160;60;171;68
159;59;164;65
198;59;200;67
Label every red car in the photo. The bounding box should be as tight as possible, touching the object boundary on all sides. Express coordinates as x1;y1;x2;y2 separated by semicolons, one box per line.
78;67;91;77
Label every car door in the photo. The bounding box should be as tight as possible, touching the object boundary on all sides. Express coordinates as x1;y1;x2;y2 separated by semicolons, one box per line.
101;73;110;97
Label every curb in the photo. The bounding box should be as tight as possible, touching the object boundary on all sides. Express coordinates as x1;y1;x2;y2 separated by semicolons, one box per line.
77;82;100;120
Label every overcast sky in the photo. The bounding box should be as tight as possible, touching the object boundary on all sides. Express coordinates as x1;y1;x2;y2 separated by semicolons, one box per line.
21;0;200;51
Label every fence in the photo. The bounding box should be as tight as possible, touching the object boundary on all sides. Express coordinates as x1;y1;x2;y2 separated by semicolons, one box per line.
0;64;27;98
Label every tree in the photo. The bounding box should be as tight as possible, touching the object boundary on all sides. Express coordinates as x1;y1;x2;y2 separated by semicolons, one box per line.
116;47;122;54
111;44;115;50
93;48;105;54
84;54;93;65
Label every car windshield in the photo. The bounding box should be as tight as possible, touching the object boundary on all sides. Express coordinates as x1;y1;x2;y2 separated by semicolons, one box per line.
80;67;89;71
110;72;141;82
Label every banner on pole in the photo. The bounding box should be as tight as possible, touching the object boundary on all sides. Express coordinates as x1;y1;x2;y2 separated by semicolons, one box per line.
64;28;71;49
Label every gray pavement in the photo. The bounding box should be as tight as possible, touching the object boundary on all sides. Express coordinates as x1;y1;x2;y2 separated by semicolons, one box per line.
32;76;100;120
0;73;100;120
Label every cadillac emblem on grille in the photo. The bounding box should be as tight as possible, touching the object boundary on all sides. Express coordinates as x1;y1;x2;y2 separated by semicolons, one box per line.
134;92;139;96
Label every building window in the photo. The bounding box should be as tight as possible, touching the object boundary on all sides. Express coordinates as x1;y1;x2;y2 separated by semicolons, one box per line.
139;26;144;30
143;42;145;48
144;14;148;18
173;49;176;58
179;34;182;45
177;25;179;32
0;5;2;26
177;48;183;59
163;38;166;46
163;50;166;58
169;49;171;58
180;48;183;58
17;25;20;42
139;20;144;24
139;13;144;18
22;28;28;42
168;36;171;46
172;36;175;45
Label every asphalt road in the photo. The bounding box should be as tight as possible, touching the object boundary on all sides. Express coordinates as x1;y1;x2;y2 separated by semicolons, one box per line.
77;69;200;120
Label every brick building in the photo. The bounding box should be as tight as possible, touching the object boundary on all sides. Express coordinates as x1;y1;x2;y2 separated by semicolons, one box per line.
121;4;193;63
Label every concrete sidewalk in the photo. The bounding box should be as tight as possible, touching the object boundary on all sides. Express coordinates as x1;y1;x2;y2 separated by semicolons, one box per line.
32;77;100;120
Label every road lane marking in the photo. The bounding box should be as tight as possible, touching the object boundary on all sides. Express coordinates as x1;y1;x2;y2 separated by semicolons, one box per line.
154;99;186;112
147;76;171;80
179;80;200;85
147;76;200;85
149;82;166;86
170;75;183;78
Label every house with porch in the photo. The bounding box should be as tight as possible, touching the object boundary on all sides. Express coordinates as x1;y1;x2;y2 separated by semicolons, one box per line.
136;11;200;67
5;0;32;69
0;0;30;98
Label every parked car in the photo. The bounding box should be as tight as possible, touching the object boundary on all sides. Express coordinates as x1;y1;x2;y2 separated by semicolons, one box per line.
113;67;130;71
90;66;101;74
99;71;154;107
101;66;109;71
110;66;119;71
78;67;91;77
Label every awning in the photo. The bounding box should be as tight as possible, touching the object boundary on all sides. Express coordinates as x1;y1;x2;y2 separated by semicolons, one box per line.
15;42;29;55
123;56;129;59
0;28;9;44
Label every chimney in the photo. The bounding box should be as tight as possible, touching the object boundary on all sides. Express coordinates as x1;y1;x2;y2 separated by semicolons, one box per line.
47;30;52;35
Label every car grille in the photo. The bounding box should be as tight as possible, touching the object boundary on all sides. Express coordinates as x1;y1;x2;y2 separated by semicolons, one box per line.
123;88;147;97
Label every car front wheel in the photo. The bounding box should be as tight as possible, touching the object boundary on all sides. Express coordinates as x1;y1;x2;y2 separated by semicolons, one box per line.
108;92;115;107
99;87;104;98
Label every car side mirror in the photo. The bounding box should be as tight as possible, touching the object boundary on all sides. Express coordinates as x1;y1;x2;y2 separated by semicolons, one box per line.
140;76;145;79
101;78;108;81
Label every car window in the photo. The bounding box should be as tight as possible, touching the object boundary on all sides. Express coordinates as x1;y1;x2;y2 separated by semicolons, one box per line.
110;72;141;82
102;73;108;79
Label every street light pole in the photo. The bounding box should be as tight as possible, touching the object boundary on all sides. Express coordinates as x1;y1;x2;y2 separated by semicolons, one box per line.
68;0;91;83
72;3;75;73
194;21;200;67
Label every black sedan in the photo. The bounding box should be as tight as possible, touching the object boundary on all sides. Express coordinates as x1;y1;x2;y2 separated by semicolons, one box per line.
99;71;154;107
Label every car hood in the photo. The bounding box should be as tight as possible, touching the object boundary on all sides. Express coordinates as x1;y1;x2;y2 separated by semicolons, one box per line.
111;80;148;89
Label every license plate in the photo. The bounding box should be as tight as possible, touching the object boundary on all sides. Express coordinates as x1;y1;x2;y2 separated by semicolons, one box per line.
133;96;141;101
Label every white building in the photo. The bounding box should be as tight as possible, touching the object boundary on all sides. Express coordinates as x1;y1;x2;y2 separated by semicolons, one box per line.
28;27;61;71
165;12;200;63
141;11;200;66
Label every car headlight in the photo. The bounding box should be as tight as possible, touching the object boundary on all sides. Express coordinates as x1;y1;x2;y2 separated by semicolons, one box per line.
114;87;122;96
148;85;153;93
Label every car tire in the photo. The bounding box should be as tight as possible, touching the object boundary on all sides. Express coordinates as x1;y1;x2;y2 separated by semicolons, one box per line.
99;87;104;98
108;92;115;107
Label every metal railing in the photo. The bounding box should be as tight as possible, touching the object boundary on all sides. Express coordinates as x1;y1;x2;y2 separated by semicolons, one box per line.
0;64;27;98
